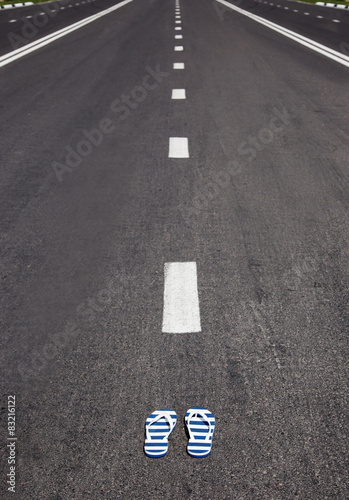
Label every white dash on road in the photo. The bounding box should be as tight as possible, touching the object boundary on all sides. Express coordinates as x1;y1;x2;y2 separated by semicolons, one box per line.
176;20;182;23
316;15;323;18
173;62;185;69
171;89;186;99
162;262;201;334
175;26;182;30
9;19;17;23
175;34;183;39
332;19;340;22
168;137;189;157
174;45;184;51
304;12;310;15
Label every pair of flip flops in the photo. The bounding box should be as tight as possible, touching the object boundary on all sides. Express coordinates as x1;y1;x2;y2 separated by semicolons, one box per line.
144;407;215;458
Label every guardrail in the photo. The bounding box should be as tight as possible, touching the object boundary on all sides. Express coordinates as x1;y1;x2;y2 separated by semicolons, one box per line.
0;2;34;8
316;2;349;8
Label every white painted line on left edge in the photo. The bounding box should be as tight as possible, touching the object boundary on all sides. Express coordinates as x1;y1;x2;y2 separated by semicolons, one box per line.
168;137;189;157
162;262;201;334
0;0;134;68
215;0;349;68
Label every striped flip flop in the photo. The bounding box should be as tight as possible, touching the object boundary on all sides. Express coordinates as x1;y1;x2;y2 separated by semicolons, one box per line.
144;409;177;458
185;407;215;458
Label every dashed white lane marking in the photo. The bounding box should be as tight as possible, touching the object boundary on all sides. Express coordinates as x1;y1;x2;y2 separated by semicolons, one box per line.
175;20;182;23
316;15;323;18
216;0;349;68
176;15;181;18
173;62;185;69
332;19;340;22
171;89;186;99
0;0;134;69
9;19;17;23
304;12;310;15
293;9;298;12
175;26;182;30
168;137;189;157
175;34;183;39
162;262;201;334
175;45;184;51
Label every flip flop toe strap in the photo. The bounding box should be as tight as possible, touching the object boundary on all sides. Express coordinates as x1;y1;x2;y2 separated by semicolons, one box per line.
146;412;175;441
187;410;213;441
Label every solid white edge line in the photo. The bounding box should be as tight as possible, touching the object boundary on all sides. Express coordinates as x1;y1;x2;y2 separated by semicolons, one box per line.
0;0;134;68
215;0;349;67
162;262;201;334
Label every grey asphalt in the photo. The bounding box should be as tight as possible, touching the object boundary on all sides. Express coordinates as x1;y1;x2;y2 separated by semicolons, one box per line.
0;0;348;498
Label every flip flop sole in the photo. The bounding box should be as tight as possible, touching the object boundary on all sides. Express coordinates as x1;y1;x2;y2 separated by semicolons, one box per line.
144;409;177;458
185;407;215;458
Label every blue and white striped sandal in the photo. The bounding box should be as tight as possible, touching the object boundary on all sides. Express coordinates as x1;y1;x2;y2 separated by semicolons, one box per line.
144;409;177;458
185;407;215;458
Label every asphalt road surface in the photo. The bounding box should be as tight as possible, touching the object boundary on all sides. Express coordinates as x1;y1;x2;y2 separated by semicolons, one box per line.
1;0;349;498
